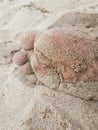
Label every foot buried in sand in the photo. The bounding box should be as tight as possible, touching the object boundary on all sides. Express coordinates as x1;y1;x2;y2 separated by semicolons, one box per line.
13;28;98;100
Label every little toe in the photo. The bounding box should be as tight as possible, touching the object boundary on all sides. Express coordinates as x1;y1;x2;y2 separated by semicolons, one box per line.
20;31;37;50
19;62;33;75
13;51;28;66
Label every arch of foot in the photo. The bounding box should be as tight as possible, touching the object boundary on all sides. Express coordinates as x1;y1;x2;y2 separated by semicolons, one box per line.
31;29;98;89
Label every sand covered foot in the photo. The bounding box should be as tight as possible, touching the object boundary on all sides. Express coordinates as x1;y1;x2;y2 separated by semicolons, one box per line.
13;31;39;85
13;28;98;100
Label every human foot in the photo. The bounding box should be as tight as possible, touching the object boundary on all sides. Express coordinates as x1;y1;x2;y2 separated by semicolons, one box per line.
13;28;98;100
13;31;39;85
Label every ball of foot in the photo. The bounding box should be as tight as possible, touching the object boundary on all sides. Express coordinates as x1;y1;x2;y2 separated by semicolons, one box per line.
31;55;60;88
13;51;28;66
33;28;98;83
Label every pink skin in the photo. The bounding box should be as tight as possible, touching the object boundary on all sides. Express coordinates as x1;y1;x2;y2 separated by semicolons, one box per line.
31;56;49;75
26;50;34;59
19;62;33;75
20;31;37;50
13;29;98;84
34;29;98;83
13;51;28;66
13;31;37;74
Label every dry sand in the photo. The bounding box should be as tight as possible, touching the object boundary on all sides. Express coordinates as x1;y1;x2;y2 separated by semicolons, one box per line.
0;0;98;130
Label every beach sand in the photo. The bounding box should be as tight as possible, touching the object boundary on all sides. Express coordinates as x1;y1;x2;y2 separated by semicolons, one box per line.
0;0;98;129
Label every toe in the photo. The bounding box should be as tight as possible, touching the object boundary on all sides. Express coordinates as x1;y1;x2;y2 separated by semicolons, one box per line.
19;62;33;75
20;31;37;50
26;50;34;60
13;51;28;66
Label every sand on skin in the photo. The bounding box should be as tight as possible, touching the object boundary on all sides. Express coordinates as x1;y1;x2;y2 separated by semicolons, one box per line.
0;0;98;129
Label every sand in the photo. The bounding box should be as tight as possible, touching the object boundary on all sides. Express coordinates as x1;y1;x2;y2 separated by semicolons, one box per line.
0;0;98;130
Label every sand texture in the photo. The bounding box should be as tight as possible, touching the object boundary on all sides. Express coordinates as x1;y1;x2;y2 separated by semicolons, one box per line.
0;0;98;130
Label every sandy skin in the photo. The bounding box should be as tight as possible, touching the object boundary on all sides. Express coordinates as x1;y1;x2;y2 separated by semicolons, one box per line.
13;28;98;84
